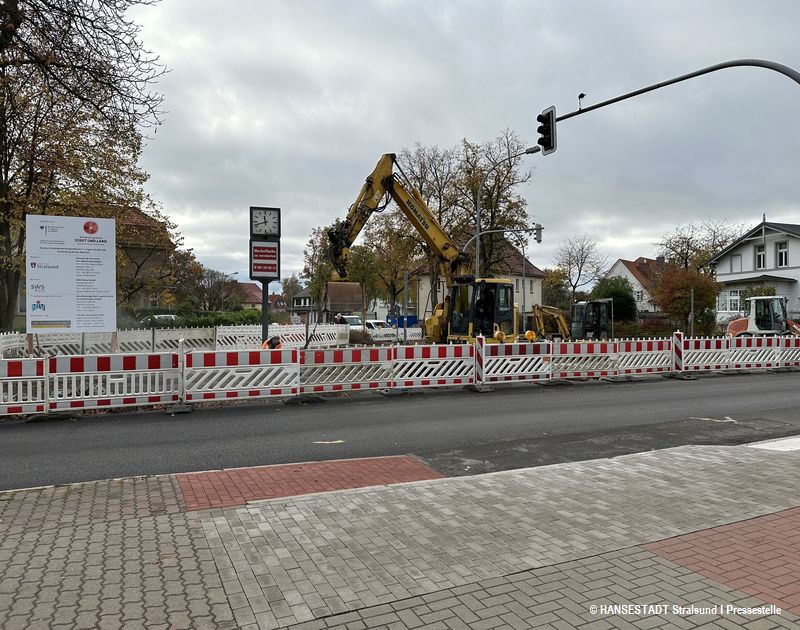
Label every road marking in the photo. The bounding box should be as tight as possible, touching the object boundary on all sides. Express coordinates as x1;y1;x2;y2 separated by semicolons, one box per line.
690;416;738;424
313;440;345;444
748;436;800;451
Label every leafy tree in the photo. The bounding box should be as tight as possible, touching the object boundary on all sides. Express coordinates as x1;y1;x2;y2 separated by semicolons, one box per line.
554;234;608;304
652;267;720;331
0;0;165;329
656;220;744;272
541;268;571;311
281;274;302;314
301;225;334;318
591;276;637;322
182;267;245;312
347;245;380;316
455;129;533;277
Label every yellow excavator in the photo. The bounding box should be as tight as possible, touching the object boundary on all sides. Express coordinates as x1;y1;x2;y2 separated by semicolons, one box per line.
327;153;518;344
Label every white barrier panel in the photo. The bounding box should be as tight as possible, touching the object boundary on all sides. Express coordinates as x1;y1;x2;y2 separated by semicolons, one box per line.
482;342;552;382
184;349;298;401
617;339;672;375
215;324;350;350
0;332;22;358
300;347;394;393
155;328;214;352
782;337;800;367
367;328;424;343
728;336;782;370
0;358;47;416
683;337;729;371
48;354;180;411
551;342;618;378
394;344;474;387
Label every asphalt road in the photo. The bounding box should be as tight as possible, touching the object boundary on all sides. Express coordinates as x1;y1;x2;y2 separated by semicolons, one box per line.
2;371;800;491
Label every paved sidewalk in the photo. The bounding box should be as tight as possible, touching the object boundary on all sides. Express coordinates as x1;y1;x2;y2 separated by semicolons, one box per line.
1;443;799;629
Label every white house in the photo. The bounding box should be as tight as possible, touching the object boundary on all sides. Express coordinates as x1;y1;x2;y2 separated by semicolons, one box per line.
708;220;800;320
604;257;665;313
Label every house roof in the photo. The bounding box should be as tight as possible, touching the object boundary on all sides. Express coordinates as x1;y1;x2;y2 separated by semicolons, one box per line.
615;257;665;292
492;240;545;278
707;220;800;265
239;282;263;304
295;286;312;298
268;293;287;308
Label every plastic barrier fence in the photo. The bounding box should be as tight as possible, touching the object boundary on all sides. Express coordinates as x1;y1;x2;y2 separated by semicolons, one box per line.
183;349;299;401
728;336;783;370
393;344;475;387
478;340;552;382
300;347;394;393
48;354;180;411
0;358;47;416
551;342;618;378
617;339;672;375
782;337;800;366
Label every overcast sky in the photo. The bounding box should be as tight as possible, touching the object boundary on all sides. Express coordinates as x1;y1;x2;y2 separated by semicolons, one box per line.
132;0;800;289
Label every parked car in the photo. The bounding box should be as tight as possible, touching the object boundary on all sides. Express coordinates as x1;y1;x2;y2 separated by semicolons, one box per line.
365;320;390;330
339;315;364;332
139;313;178;327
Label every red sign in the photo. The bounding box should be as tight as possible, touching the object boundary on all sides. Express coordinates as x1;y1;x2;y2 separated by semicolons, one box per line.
250;240;280;280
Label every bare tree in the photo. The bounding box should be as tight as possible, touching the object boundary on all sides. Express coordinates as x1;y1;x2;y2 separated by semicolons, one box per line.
554;234;608;304
656;220;745;272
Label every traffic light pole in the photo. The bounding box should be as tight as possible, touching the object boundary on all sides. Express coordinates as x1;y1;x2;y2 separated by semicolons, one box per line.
555;59;800;124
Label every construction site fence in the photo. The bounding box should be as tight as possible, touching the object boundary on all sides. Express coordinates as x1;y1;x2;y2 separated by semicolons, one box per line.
1;332;798;418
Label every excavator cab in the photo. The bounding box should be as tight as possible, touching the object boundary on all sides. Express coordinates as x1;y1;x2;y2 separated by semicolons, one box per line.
571;300;612;339
446;278;516;343
727;296;799;336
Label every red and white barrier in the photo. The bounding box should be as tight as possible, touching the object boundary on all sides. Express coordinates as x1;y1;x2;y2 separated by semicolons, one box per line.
780;337;800;367
0;358;47;416
300;347;394;393
183;349;298;401
48;354;180;410
551;342;618;378
617;339;672;375
480;341;552;382
681;337;729;371
394;344;474;387
728;336;783;370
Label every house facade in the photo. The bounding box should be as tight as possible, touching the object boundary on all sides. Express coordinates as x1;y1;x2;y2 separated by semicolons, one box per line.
707;220;800;319
604;257;665;313
238;283;263;310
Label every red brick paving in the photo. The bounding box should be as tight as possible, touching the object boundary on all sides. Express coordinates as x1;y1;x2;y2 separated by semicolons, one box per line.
645;506;800;614
176;455;445;510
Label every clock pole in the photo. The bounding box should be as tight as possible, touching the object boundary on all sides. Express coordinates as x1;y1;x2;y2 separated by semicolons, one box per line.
262;281;269;345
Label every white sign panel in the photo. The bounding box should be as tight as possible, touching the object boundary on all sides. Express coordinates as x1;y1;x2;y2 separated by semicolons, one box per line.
250;240;280;281
26;215;117;333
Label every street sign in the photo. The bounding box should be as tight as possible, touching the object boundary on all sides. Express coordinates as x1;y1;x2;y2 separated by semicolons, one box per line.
249;239;280;281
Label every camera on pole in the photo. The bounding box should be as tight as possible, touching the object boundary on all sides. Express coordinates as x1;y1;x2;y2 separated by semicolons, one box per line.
536;106;557;155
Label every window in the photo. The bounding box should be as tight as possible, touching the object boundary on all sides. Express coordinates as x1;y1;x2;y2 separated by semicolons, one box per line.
728;289;740;312
529;279;534;295
635;290;644;302
755;245;766;270
777;242;788;268
515;278;520;292
731;254;742;273
148;293;158;308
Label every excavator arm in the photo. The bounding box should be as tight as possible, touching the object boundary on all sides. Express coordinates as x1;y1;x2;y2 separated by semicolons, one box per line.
327;153;470;285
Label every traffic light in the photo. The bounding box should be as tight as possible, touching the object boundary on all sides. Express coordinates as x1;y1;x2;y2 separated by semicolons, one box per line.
536;106;557;155
534;223;543;243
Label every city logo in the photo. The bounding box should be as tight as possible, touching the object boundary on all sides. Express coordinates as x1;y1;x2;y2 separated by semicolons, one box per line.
29;283;45;292
32;301;46;312
83;221;99;235
29;261;58;270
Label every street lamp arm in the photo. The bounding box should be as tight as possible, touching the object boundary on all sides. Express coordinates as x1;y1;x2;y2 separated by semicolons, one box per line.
557;59;800;123
463;227;537;253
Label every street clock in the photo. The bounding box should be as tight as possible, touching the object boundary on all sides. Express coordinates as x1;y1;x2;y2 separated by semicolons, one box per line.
250;206;281;238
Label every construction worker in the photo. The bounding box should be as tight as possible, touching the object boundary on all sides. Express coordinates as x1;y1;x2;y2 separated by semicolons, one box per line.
261;335;283;349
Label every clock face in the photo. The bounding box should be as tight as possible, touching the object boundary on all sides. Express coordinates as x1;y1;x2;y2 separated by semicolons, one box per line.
250;207;280;237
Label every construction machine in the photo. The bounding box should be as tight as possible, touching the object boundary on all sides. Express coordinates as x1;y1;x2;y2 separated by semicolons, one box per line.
326;153;518;344
527;300;613;341
726;296;800;336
